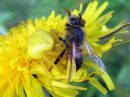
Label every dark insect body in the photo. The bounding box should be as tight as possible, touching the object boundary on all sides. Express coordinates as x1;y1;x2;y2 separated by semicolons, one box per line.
54;10;105;71
65;13;85;70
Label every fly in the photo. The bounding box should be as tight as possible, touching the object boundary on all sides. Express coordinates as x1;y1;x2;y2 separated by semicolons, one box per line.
54;10;105;71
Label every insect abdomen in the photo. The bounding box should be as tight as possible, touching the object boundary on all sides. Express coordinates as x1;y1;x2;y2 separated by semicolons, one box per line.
75;57;83;70
75;48;83;70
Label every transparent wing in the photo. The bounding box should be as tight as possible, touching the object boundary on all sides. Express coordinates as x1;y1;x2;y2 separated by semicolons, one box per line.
84;40;106;70
67;42;76;82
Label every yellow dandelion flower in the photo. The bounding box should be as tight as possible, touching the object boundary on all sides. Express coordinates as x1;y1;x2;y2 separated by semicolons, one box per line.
0;1;130;97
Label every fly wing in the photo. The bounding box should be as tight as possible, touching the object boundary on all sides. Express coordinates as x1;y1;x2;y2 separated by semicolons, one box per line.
84;40;106;70
67;42;77;82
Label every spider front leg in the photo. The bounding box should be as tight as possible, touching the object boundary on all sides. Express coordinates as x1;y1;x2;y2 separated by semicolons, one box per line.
54;35;70;64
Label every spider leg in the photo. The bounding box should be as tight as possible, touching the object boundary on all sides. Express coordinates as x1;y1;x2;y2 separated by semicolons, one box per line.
54;35;70;64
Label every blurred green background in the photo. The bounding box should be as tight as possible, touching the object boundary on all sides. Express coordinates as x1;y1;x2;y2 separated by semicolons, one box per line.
0;0;130;97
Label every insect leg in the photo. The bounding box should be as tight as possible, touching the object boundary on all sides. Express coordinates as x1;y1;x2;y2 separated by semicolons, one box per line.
54;35;70;64
54;47;68;64
57;34;69;47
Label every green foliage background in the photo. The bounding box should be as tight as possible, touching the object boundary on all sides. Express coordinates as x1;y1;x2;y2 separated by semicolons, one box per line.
0;0;130;97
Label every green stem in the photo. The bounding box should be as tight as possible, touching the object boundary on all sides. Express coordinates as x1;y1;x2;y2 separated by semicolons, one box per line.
112;40;130;47
99;23;130;40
